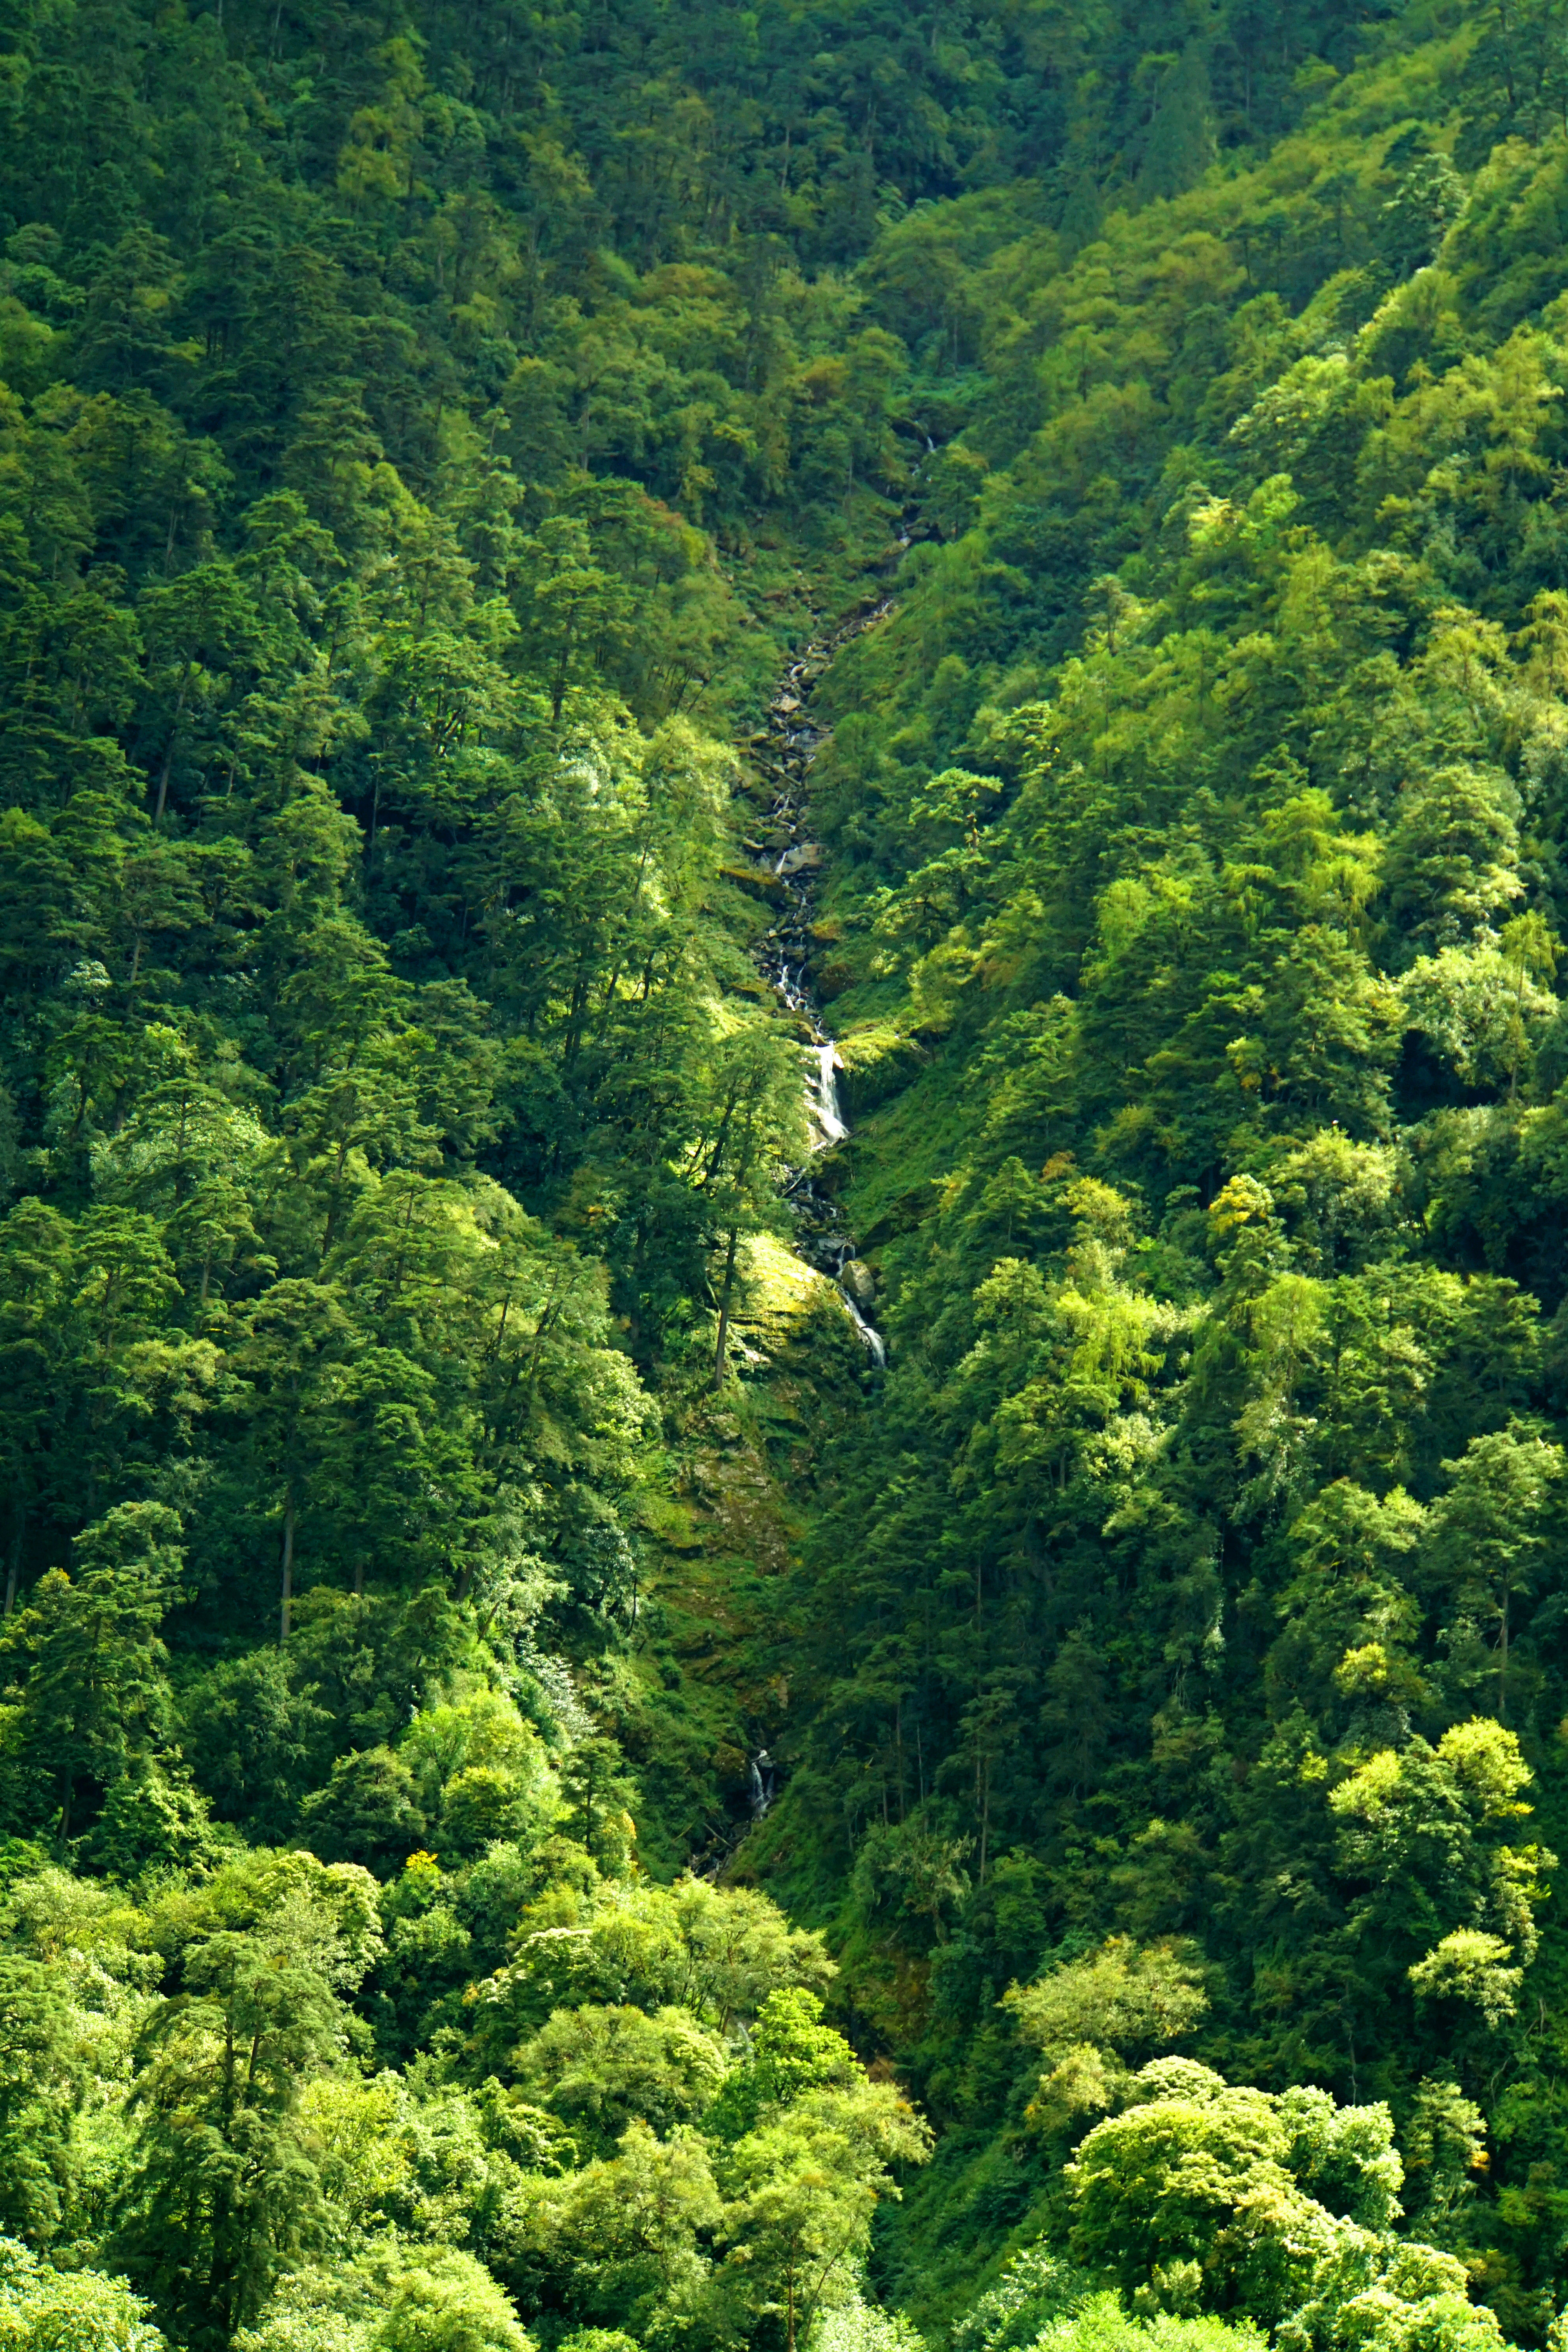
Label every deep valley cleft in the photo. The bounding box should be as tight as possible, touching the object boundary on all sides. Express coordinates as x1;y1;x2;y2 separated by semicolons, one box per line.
751;609;894;1370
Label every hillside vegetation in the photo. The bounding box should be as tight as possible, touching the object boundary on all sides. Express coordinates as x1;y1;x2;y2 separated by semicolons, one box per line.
4;5;1568;2352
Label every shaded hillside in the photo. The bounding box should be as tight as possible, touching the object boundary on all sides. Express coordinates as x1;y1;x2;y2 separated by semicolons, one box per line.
4;6;1568;2352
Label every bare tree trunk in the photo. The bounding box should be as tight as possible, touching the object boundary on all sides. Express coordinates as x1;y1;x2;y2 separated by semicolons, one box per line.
3;1502;23;1617
279;1492;296;1644
153;665;193;826
712;1223;740;1387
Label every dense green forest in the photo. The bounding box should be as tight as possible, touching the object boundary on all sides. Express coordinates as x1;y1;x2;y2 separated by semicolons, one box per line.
9;0;1568;2348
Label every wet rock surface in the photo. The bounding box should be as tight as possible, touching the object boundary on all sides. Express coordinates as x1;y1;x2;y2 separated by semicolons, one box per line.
752;604;893;1371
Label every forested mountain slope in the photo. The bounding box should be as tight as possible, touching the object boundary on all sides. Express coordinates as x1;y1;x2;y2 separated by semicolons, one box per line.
2;3;1568;2351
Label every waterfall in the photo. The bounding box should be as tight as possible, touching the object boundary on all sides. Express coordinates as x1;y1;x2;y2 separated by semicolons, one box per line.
808;1042;848;1147
842;1292;887;1370
748;1750;778;1818
748;608;893;1372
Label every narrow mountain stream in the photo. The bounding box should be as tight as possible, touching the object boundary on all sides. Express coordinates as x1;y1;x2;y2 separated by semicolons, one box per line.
748;606;893;1370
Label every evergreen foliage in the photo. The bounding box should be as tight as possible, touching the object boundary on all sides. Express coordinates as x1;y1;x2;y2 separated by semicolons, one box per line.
6;4;1568;2352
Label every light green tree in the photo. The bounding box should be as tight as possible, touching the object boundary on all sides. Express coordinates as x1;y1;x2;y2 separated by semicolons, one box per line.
0;2235;165;2351
512;2001;728;2154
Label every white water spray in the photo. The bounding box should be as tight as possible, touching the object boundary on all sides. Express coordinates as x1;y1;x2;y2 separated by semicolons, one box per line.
749;612;893;1371
808;1042;848;1147
841;1290;887;1369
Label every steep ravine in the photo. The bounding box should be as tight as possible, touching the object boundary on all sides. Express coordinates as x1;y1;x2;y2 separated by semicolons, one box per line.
747;605;895;1368
635;604;901;1875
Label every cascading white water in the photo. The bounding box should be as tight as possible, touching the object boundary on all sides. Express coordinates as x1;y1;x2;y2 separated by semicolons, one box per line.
803;1042;881;1358
748;610;893;1372
841;1290;887;1370
801;1040;884;1363
808;1042;848;1147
